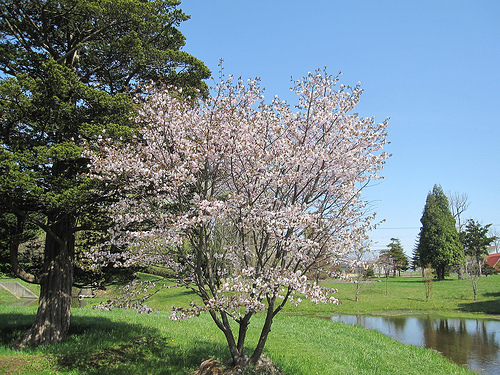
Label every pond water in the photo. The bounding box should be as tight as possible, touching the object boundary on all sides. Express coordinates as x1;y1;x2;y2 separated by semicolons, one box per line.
331;314;500;374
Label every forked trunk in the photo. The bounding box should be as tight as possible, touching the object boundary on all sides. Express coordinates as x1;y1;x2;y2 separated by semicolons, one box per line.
209;300;276;369
15;215;75;348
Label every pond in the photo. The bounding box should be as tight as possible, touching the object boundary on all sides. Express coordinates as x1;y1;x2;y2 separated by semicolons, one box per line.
331;314;500;374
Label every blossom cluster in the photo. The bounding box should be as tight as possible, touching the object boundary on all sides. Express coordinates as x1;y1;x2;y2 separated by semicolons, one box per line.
88;68;389;319
94;280;163;314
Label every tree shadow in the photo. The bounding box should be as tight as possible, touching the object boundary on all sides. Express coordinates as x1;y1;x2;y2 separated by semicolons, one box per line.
0;313;35;346
458;299;500;315
483;292;500;298
403;297;426;302
0;312;230;374
57;335;228;375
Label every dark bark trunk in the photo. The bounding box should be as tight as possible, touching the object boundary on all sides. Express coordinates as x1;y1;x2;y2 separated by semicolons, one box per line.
209;302;275;368
249;296;276;365
208;309;246;366
237;312;252;354
10;215;39;284
15;214;75;348
436;266;445;281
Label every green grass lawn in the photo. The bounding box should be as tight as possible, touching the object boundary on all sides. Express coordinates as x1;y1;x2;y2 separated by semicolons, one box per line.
2;273;497;374
306;273;500;319
0;306;473;375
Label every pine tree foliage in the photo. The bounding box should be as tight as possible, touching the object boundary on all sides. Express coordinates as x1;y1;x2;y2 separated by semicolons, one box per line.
416;185;464;280
0;0;209;347
386;238;408;276
462;219;496;276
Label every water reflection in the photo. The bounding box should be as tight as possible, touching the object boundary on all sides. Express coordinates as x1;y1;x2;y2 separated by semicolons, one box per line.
331;315;500;374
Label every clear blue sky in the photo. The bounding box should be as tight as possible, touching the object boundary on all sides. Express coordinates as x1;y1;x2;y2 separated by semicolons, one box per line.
179;0;500;256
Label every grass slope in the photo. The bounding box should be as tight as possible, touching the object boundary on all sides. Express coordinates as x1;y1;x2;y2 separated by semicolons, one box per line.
2;273;496;374
0;307;473;375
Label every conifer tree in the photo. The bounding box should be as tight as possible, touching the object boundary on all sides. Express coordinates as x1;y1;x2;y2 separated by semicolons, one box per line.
0;0;209;347
462;219;496;276
387;238;408;276
416;185;464;280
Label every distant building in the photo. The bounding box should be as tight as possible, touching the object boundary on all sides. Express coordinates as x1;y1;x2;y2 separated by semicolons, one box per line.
487;245;498;255
486;253;500;271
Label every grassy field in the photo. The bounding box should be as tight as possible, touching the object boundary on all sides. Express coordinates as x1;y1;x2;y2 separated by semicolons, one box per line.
303;272;500;319
2;273;497;374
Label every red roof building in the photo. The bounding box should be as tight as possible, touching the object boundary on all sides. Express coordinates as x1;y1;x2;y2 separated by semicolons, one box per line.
486;253;500;270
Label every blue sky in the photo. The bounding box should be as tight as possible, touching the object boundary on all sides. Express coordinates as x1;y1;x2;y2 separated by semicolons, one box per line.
179;0;500;256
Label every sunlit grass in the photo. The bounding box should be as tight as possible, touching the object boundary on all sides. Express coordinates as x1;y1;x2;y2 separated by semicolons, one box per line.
4;272;499;319
321;273;500;318
1;272;496;374
88;273;500;321
0;306;473;375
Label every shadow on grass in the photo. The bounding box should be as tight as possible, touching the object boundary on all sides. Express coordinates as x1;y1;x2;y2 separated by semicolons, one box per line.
403;297;426;302
57;335;228;375
483;292;500;298
0;312;229;375
0;317;28;347
458;299;500;315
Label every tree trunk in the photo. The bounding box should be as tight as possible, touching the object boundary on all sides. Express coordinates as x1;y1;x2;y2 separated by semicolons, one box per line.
210;297;277;368
9;214;39;284
249;296;276;365
436;266;445;281
208;309;248;367
15;215;75;348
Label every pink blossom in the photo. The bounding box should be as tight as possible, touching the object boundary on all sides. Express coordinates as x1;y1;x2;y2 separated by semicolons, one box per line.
87;67;389;364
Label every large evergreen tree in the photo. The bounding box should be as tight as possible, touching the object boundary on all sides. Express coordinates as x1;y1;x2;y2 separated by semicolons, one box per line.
0;0;209;347
416;185;464;280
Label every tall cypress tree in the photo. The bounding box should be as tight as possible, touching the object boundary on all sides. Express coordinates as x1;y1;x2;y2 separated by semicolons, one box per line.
416;185;464;280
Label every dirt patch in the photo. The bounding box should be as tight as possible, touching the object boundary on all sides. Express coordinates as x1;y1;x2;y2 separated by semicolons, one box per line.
0;355;50;375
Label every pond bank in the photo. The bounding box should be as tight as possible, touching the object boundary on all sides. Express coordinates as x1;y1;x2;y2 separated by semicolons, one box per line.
332;313;500;374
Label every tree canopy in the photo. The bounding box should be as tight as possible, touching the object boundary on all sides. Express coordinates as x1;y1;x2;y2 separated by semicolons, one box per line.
0;0;209;347
0;0;209;95
89;69;389;367
416;185;464;280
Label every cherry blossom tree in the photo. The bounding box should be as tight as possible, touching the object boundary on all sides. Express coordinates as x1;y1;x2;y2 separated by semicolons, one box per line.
87;69;389;367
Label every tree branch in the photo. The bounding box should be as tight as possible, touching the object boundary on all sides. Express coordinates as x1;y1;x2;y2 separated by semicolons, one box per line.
9;215;40;284
1;199;64;247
